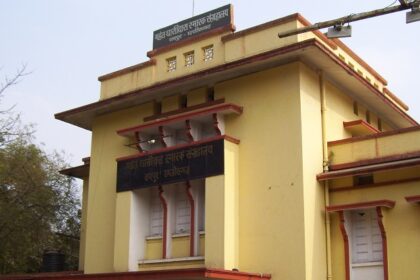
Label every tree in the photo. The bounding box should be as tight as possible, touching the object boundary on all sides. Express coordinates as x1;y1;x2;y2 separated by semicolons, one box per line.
0;67;80;274
0;65;31;147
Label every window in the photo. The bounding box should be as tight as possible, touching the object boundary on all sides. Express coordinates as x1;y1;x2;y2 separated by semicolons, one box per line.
149;188;163;236
154;100;162;115
167;56;177;72
353;101;359;116
203;45;214;62
184;51;194;67
207;87;215;102
175;185;191;234
365;110;371;124
180;95;187;108
350;209;383;264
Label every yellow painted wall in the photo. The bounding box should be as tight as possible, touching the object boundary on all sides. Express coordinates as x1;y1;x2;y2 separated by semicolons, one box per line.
298;63;327;280
329;128;420;166
145;239;163;260
329;182;420;280
324;82;354;142
216;63;307;279
100;65;155;100
84;103;154;273
224;22;298;62
199;234;205;256
153;33;229;86
171;235;190;258
79;178;89;271
113;191;132;271
187;88;207;107
322;74;390;143
138;259;204;271
162;94;180;113
204;175;225;268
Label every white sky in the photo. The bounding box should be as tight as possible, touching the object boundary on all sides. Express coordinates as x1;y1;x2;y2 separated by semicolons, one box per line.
1;0;419;167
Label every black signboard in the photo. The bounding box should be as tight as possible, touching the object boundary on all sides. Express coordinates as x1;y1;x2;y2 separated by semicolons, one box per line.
116;139;224;192
153;4;232;49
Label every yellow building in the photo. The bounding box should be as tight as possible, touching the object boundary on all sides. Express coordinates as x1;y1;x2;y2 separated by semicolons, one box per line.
57;5;420;280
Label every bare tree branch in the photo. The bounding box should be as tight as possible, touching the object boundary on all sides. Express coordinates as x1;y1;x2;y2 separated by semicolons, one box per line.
0;64;31;97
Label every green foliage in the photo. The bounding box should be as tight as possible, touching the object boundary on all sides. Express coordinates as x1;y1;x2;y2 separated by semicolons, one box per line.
0;138;80;274
0;67;80;274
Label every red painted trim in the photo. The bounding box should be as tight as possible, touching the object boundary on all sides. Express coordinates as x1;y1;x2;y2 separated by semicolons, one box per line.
338;211;350;280
331;39;387;86
296;15;338;50
317;157;420;181
116;135;239;162
326;200;395;213
56;39;417;129
224;10;388;86
185;120;194;143
186;181;195;257
343;119;379;133
328;125;420;147
383;88;409;111
317;42;417;127
205;268;271;280
147;24;235;57
329;151;420;171
405;195;420;204
329;176;420;193
158;186;168;259
222;14;297;41
98;59;156;82
117;103;243;137
221;13;337;51
376;207;389;280
55;40;317;123
134;132;143;152
0;268;271;280
213;113;222;135
158;126;167;148
59;164;90;180
144;99;225;122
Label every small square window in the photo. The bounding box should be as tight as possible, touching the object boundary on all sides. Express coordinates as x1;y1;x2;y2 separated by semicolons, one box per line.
207;87;215;102
366;110;371;124
353;101;358;116
167;57;177;72
180;95;187;108
378;118;382;131
203;45;214;62
353;174;374;186
184;51;194;67
154;101;162;115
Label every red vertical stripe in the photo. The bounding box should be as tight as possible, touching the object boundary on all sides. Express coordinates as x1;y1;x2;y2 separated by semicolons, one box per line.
376;207;389;280
158;186;168;259
186;181;195;257
338;211;350;280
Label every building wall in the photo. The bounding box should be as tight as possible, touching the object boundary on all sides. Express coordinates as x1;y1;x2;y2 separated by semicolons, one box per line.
298;63;327;280
216;62;308;279
84;104;154;273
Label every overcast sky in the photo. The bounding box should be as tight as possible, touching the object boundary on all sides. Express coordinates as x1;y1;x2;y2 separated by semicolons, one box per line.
1;0;419;168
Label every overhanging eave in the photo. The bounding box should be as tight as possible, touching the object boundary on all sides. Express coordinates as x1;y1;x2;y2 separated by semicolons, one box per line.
55;39;417;131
